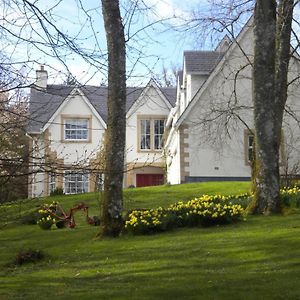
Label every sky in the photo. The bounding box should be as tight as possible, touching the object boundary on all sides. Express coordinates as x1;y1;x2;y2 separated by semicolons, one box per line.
2;0;220;87
2;0;300;88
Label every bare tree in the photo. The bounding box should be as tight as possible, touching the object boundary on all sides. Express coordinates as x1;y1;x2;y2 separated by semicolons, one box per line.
251;0;295;214
100;0;126;236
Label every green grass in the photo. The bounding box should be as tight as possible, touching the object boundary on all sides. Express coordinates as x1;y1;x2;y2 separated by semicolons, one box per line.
2;181;300;299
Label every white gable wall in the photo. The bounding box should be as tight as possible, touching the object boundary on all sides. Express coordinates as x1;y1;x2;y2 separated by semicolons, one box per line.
168;22;300;183
126;86;170;164
31;92;106;196
179;26;255;180
125;85;171;187
48;93;105;164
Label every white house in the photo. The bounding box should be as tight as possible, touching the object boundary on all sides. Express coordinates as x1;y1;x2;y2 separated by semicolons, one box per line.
28;18;300;197
27;70;176;197
164;18;300;184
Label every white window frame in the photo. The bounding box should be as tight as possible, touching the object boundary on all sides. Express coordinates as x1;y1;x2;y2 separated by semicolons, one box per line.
64;119;89;141
140;119;151;150
64;171;89;194
245;129;285;166
138;117;166;152
247;134;255;163
48;172;56;195
154;119;165;150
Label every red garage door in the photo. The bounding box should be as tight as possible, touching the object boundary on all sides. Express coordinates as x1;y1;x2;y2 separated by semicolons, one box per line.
136;174;164;187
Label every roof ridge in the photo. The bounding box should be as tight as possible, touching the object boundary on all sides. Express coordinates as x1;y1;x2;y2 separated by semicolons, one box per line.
184;50;222;54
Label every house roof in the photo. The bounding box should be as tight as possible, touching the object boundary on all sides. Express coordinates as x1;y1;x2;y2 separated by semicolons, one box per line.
184;51;224;74
28;84;176;133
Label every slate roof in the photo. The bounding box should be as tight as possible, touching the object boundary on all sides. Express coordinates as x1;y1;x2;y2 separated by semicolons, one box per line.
28;84;176;133
184;51;224;74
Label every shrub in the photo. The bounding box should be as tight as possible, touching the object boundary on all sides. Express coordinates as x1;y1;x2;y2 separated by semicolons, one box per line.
21;211;40;225
50;188;64;196
14;249;45;265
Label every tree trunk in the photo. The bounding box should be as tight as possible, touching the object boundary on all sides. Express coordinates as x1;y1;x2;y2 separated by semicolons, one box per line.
252;0;280;214
251;0;294;214
100;0;126;236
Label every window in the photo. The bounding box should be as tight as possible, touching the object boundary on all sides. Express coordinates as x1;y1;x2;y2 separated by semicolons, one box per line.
154;120;165;149
245;130;285;166
64;171;89;194
49;173;56;195
139;117;165;151
248;134;255;162
140;120;151;150
245;130;255;164
64;119;88;140
96;173;104;191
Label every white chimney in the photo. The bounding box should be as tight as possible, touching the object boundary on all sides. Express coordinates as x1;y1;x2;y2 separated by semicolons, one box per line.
35;65;48;89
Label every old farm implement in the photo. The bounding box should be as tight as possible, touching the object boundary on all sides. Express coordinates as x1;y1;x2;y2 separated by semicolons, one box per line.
40;202;99;228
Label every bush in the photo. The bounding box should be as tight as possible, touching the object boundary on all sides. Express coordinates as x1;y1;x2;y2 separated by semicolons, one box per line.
124;194;246;235
14;249;45;265
21;211;40;225
50;188;64;196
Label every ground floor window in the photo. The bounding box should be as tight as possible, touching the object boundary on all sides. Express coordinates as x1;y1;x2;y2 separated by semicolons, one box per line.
48;172;56;195
64;171;89;194
96;173;104;191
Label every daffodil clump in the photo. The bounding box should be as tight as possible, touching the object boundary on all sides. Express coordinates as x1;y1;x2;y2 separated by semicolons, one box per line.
36;201;59;230
168;194;244;227
280;186;300;207
280;186;300;195
125;208;171;234
37;216;55;230
125;194;246;235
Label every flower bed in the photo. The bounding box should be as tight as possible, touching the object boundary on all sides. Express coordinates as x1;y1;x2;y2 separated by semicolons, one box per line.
280;186;300;207
125;194;246;235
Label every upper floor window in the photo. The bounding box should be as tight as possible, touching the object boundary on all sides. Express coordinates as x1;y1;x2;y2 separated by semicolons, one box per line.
140;119;151;150
64;119;88;141
154;119;165;150
139;117;166;151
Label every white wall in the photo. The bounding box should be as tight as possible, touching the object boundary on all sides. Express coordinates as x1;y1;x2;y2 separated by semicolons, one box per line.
166;128;181;184
32;92;105;196
30;137;46;197
167;22;300;182
126;85;171;165
48;93;105;164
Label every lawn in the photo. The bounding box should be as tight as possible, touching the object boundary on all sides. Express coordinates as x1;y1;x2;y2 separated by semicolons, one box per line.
1;181;300;299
